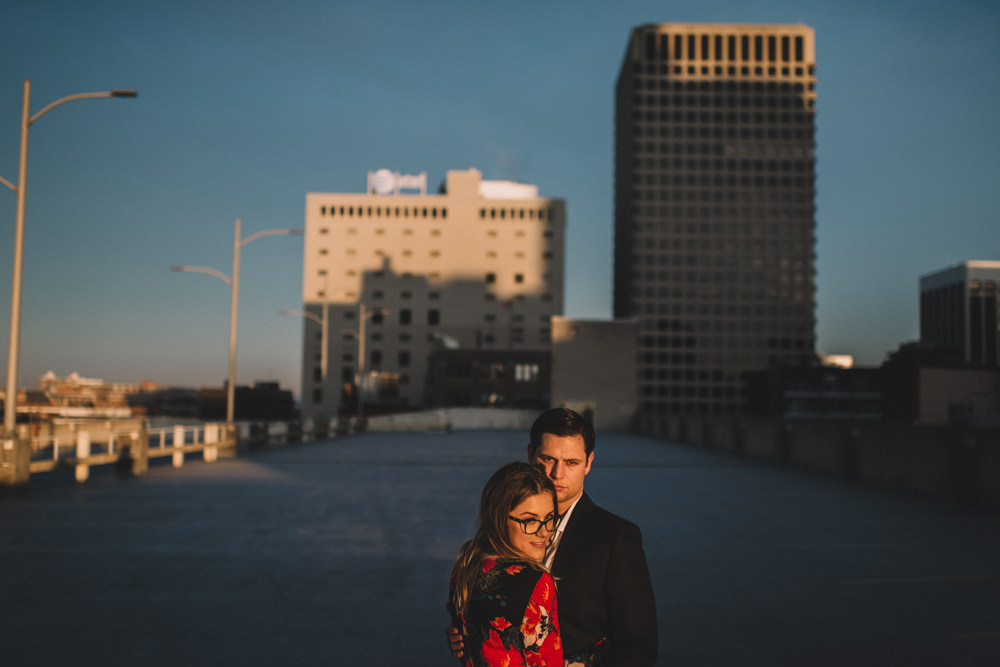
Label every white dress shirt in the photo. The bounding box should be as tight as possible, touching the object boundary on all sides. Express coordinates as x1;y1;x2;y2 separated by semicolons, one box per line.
543;495;582;570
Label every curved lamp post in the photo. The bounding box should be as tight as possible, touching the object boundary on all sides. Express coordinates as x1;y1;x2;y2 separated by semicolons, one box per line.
2;79;137;443
340;303;389;427
171;218;302;425
280;307;328;382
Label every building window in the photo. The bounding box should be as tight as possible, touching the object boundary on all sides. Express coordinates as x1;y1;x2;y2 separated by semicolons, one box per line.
515;364;539;382
486;272;496;284
428;309;440;325
312;388;322;404
398;351;410;367
400;308;411;325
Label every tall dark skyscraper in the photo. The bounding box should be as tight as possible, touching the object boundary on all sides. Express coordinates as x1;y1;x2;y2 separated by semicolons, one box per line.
615;23;818;417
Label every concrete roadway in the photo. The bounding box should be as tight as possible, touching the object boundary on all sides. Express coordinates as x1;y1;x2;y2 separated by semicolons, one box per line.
1;430;998;666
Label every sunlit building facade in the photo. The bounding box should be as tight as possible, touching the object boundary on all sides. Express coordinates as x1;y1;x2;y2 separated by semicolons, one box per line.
615;23;818;417
301;168;565;424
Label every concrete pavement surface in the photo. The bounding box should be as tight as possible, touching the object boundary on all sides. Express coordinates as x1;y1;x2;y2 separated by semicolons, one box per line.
2;430;999;666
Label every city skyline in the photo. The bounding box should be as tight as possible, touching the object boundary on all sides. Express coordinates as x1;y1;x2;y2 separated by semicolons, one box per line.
1;0;998;396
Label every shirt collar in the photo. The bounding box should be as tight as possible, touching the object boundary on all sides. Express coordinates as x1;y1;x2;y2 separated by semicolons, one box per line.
555;494;583;533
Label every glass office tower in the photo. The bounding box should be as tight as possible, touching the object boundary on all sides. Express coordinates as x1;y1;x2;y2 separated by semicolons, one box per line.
615;23;817;417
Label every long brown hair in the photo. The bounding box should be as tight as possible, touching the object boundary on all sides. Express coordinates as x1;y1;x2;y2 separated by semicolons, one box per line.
450;462;557;617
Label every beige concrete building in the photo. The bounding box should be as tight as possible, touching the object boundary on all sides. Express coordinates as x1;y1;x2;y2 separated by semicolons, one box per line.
551;317;638;431
615;23;818;419
301;168;565;423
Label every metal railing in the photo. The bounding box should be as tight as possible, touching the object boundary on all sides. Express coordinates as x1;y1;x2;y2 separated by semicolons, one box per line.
28;421;231;481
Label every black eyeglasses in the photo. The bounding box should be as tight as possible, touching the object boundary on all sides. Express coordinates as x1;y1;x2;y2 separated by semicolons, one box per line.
508;514;559;535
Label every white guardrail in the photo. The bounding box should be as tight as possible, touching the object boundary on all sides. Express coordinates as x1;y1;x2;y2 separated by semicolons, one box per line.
29;422;227;481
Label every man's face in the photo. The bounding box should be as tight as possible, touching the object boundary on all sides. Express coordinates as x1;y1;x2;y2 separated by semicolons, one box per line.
530;433;593;513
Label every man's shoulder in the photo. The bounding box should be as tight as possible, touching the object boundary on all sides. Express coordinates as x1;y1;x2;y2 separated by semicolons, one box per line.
574;493;642;536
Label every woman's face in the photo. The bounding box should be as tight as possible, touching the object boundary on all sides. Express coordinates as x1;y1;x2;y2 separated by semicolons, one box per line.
506;492;557;562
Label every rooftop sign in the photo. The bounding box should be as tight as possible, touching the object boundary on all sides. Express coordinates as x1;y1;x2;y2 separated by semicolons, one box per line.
367;169;427;196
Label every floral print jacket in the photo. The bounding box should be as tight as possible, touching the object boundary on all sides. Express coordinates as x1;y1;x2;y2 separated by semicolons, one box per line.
452;557;562;667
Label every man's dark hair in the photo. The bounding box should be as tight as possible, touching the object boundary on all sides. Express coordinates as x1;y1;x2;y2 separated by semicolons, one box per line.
528;407;595;458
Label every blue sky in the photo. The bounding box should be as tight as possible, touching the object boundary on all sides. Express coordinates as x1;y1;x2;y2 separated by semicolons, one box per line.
1;0;998;396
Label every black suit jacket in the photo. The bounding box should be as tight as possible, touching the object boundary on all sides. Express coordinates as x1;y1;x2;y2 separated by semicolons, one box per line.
551;493;658;666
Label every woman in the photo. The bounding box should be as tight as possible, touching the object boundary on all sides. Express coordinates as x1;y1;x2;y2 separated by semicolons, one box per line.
449;462;563;667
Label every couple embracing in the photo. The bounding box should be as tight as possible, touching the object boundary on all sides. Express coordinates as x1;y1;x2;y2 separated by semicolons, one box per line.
447;408;658;666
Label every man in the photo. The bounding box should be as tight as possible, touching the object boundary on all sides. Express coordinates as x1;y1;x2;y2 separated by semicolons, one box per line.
450;408;658;666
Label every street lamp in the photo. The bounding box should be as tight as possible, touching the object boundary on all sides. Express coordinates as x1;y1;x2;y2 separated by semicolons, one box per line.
341;303;388;428
280;306;328;382
2;79;137;445
171;218;302;426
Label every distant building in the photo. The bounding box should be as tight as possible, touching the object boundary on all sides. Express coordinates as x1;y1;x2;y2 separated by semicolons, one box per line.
198;382;295;421
550;317;638;431
300;168;566;424
920;261;1000;368
744;364;882;421
424;349;550;411
614;23;818;418
881;342;1000;425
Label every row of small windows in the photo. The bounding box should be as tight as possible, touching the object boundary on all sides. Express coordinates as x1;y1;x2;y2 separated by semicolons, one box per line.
634;95;812;114
625;225;811;243
632;143;813;160
362;284;555;304
640;401;742;416
633;116;813;133
442;361;542;383
642;33;807;65
638;352;806;371
641;320;812;336
320;205;447;219
639;173;813;187
334;308;441;326
641;334;811;350
641;64;809;78
635;302;814;323
632;175;813;192
479;208;553;221
482;313;552;324
634;193;817;211
634;80;811;94
967;280;998;294
638;347;809;365
634;298;812;317
484;293;555;302
630;292;815;312
634;159;813;175
630;191;814;209
634;256;810;271
321;228;442;237
645;366;734;380
642;385;742;400
625;208;813;224
486;272;524;284
633;126;813;144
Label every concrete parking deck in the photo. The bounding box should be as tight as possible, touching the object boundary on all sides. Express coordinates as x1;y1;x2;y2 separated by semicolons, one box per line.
2;430;999;665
